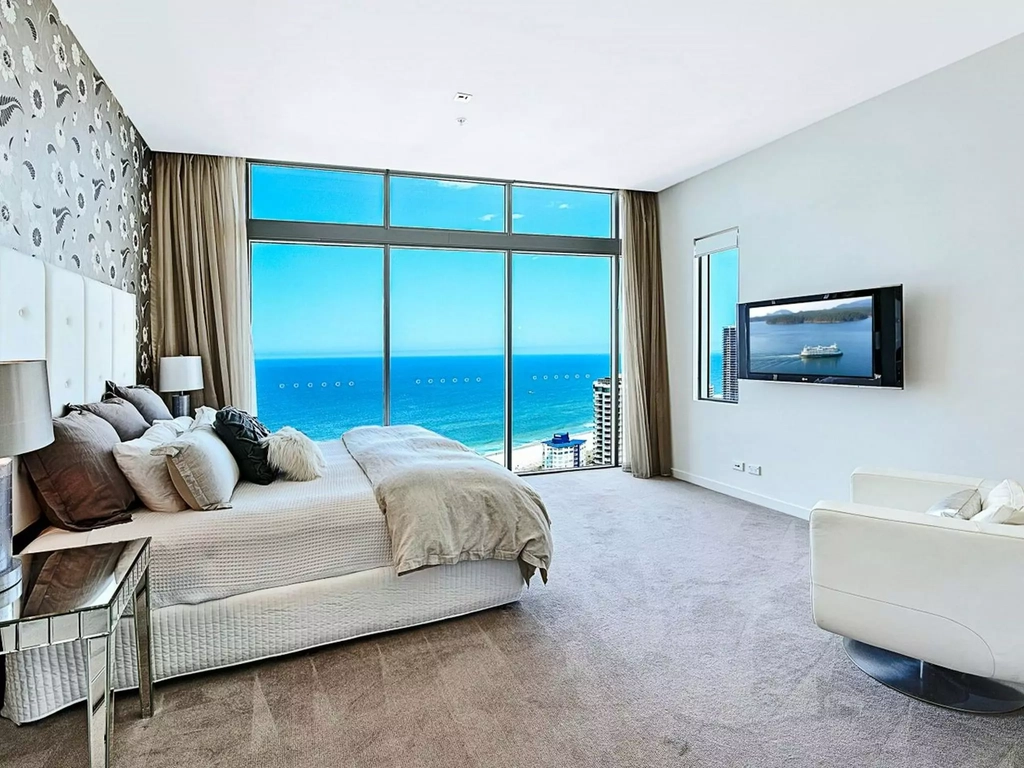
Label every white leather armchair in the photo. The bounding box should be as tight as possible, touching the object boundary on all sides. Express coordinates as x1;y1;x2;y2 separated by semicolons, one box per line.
810;467;1024;712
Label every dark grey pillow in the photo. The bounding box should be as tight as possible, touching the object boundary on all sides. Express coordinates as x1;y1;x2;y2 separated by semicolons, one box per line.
104;381;173;424
213;407;278;485
22;411;135;531
66;397;150;441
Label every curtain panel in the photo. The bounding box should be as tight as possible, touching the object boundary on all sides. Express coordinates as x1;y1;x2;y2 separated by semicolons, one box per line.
621;190;672;478
152;155;255;412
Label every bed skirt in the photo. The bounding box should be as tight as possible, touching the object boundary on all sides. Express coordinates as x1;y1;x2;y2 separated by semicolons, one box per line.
3;559;524;724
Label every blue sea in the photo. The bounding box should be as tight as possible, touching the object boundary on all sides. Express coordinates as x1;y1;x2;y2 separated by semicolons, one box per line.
255;354;611;452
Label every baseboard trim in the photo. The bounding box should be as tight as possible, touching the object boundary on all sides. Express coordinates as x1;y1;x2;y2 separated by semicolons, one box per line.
671;469;811;521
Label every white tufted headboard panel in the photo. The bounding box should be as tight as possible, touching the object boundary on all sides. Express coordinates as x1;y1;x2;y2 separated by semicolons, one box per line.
0;247;137;534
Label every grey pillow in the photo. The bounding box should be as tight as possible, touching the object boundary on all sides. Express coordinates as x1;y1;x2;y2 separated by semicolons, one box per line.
104;381;173;424
926;489;982;520
66;397;150;441
151;425;240;510
22;411;135;531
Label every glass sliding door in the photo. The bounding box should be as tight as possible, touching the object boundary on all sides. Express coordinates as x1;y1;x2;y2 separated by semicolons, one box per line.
511;254;612;471
251;242;385;438
389;248;506;461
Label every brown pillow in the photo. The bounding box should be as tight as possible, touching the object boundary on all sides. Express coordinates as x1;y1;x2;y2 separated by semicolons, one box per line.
104;381;173;424
22;411;135;531
66;397;150;441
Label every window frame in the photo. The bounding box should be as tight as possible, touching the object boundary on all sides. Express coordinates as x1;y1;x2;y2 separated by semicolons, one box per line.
246;160;623;473
694;228;740;405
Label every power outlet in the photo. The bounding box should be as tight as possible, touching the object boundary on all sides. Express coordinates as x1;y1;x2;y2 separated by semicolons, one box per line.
732;461;745;472
747;464;762;476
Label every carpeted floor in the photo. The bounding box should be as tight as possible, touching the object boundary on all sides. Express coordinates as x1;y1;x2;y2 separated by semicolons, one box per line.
1;471;1022;767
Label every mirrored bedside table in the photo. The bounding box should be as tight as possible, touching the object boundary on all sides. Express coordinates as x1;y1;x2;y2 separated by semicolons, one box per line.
0;538;153;768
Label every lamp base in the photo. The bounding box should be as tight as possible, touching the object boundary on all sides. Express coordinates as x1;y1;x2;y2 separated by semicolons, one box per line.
0;458;23;613
170;393;192;418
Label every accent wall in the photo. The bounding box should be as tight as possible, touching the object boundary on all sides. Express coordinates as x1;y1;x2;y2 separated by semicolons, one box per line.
659;34;1024;517
0;1;153;382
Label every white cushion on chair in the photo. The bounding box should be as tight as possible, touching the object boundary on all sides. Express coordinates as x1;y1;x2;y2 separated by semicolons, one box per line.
925;489;982;520
975;480;1024;524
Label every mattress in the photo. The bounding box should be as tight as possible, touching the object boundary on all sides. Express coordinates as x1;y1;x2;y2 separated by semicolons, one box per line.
21;440;390;608
2;558;525;724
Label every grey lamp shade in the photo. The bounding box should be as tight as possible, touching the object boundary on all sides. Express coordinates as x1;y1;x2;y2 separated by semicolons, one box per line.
158;356;204;393
0;360;54;457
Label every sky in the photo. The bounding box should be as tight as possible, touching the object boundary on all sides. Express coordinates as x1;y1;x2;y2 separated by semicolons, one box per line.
250;167;615;358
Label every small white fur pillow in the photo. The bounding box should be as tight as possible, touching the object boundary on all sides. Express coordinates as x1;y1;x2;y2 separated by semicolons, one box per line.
261;427;325;481
974;479;1024;524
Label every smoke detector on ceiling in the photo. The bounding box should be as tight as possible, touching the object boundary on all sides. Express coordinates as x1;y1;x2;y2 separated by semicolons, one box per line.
453;92;473;102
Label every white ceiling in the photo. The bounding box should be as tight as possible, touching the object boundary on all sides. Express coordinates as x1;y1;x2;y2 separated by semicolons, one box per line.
57;1;1024;191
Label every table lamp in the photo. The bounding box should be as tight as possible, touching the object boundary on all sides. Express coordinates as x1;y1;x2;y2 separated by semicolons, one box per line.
0;360;54;609
158;356;204;417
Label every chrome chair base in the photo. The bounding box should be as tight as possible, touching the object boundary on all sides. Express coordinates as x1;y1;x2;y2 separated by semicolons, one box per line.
844;638;1024;714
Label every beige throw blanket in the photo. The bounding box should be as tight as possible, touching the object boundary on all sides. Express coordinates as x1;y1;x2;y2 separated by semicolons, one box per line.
342;425;552;584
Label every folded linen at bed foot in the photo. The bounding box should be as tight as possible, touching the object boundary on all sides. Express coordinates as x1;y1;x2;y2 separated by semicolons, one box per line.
342;425;553;584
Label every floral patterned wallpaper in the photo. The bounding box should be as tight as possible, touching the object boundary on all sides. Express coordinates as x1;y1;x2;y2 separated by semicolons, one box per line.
0;0;153;383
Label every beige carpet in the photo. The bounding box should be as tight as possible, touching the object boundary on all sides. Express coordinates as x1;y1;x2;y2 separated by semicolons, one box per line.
2;471;1022;767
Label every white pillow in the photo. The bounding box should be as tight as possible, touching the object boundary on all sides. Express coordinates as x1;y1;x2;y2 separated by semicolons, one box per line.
153;415;196;436
926;489;982;520
262;427;325;481
113;422;190;512
975;480;1024;524
193;406;217;429
152;424;240;510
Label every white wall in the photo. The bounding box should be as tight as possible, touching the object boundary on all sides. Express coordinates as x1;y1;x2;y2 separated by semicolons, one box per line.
659;34;1024;518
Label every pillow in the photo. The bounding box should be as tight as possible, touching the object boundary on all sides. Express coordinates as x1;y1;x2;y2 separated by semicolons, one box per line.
983;479;1024;511
113;422;189;512
153;415;197;436
925;489;982;520
193;406;217;429
105;381;173;424
974;505;1024;525
213;407;278;485
975;480;1024;524
151;425;240;510
66;397;150;441
261;427;325;481
21;411;135;531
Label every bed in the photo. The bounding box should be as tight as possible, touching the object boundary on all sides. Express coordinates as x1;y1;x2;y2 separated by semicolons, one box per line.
0;247;535;725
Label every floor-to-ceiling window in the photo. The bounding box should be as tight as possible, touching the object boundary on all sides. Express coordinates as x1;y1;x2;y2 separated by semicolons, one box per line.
248;162;621;473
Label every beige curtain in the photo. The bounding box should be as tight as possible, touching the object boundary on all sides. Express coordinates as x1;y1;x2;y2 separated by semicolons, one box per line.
621;190;672;478
152;154;255;412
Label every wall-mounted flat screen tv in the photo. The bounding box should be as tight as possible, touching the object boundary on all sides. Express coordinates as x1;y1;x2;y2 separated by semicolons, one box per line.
737;285;903;388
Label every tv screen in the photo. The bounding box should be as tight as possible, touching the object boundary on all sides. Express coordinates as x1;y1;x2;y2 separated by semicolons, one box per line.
747;296;874;379
738;285;903;388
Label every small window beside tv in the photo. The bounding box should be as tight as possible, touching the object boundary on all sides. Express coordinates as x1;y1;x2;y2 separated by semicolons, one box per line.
737;286;903;389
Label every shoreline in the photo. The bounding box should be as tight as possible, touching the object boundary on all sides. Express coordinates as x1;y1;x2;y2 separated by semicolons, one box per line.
484;425;597;471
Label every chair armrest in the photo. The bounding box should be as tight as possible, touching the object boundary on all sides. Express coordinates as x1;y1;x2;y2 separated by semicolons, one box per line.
810;501;1024;682
850;467;984;511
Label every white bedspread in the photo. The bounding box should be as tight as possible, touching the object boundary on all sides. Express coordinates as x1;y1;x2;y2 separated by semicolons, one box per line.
21;441;389;608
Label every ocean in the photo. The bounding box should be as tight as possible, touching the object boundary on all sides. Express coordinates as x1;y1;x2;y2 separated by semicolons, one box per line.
255;354;612;452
